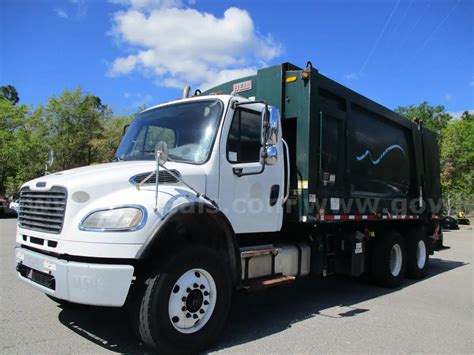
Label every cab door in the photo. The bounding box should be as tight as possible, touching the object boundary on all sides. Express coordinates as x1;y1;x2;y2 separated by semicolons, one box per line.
218;106;284;234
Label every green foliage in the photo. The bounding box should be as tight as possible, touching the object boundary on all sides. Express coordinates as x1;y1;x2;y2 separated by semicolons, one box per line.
92;115;134;163
0;100;46;197
395;101;452;134
0;85;20;105
43;88;112;170
395;102;473;208
0;87;128;197
440;112;474;202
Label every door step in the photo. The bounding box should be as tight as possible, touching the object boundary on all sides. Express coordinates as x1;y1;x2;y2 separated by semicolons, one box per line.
242;275;296;291
240;244;277;258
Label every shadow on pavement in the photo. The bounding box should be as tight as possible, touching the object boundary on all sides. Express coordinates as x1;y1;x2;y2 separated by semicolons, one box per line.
57;257;466;353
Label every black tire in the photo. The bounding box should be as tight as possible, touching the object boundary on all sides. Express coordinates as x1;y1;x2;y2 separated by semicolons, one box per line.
405;227;430;279
135;246;232;354
371;231;406;288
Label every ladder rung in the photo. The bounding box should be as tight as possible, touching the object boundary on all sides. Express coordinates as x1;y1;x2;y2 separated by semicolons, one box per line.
243;275;295;291
240;246;276;258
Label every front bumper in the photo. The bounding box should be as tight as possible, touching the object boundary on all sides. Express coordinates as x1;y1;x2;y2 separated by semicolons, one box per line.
15;247;134;307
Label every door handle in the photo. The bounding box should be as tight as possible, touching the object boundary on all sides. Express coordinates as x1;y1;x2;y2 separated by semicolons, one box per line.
233;168;243;176
270;185;280;206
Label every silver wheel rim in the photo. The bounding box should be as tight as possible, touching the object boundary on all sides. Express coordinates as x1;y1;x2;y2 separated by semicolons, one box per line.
416;240;427;269
168;268;217;334
390;244;402;277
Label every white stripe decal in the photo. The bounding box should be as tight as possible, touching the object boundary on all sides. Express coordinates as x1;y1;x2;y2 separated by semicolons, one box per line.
356;144;406;165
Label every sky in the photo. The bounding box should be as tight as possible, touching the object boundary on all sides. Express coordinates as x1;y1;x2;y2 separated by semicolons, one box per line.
1;0;473;116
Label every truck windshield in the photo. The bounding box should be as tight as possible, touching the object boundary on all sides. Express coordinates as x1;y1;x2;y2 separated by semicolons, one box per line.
114;100;223;164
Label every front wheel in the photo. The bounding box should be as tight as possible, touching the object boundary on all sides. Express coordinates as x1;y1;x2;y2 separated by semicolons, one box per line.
136;246;231;353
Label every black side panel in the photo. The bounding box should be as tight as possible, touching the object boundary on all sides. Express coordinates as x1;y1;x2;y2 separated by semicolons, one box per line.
349;104;415;198
422;129;442;211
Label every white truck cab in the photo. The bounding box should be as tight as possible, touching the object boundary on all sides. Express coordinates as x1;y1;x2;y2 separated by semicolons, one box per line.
15;94;288;352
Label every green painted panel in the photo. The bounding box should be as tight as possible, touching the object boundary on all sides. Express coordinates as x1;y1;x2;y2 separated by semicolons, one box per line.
255;65;283;109
202;75;257;98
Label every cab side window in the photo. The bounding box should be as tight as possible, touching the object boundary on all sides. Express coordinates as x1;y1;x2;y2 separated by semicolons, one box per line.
227;109;261;163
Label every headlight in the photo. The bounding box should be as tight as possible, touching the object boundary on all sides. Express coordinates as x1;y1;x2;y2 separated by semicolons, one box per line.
79;205;147;232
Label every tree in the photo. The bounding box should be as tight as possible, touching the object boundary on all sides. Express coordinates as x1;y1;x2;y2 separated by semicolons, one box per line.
460;110;473;121
0;100;46;197
0;85;20;105
92;115;134;163
395;101;452;134
440;116;474;204
43;88;111;170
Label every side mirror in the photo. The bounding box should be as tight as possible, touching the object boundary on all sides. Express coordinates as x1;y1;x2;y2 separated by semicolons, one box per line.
155;141;169;166
123;124;130;136
266;107;280;146
47;150;54;168
265;145;278;166
260;106;280;166
260;108;269;146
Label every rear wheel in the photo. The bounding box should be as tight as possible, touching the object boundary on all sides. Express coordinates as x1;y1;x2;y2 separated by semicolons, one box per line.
406;228;430;279
372;232;406;288
135;246;231;354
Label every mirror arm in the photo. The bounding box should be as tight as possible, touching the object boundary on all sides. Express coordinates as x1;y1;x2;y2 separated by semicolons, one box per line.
160;164;219;208
282;138;290;205
154;152;160;211
136;170;155;190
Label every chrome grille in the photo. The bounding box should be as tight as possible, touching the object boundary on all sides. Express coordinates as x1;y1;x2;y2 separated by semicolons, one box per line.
130;170;181;185
18;186;67;234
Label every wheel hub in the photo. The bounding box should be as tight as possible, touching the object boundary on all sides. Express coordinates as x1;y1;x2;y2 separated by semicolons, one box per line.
390;244;402;277
168;268;217;334
416;240;426;269
186;289;204;313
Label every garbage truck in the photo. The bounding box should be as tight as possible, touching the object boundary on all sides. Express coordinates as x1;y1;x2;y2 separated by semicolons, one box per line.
15;62;443;353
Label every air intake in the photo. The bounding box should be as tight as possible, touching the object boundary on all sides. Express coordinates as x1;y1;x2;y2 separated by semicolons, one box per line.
130;170;181;185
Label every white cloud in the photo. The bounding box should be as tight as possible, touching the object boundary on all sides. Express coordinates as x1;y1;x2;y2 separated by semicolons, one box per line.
54;8;69;19
108;5;281;90
344;72;364;81
70;0;87;19
110;55;139;76
201;67;258;90
123;92;153;109
447;110;474;119
109;0;182;11
444;93;453;102
54;1;86;20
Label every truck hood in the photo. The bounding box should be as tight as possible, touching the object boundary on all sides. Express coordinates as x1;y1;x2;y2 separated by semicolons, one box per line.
24;161;207;195
18;161;209;247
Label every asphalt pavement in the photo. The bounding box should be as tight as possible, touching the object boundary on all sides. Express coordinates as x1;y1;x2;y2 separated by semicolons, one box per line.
1;217;472;353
